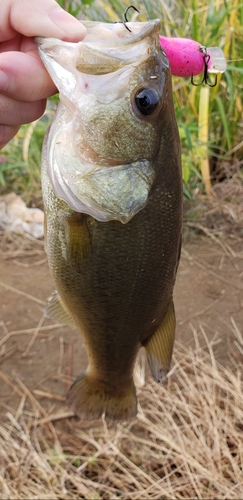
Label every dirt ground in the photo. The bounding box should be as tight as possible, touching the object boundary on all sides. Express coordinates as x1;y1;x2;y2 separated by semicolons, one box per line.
0;215;243;420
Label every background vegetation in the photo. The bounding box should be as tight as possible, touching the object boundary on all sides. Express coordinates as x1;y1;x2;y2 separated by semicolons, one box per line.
0;0;242;205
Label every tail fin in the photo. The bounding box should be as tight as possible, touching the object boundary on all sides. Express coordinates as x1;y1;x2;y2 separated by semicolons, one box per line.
66;371;137;421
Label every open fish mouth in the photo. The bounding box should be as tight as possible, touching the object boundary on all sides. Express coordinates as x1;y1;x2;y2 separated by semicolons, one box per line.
37;19;167;223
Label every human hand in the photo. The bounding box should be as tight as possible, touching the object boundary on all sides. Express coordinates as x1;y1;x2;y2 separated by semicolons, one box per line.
0;0;86;149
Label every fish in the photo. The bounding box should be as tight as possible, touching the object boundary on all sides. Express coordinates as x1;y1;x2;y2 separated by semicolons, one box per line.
36;19;182;421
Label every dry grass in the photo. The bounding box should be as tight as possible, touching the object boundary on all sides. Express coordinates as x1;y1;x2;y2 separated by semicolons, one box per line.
184;171;243;235
1;327;242;499
0;231;45;261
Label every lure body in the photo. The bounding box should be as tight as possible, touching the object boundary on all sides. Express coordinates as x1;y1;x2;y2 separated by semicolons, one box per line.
159;36;227;77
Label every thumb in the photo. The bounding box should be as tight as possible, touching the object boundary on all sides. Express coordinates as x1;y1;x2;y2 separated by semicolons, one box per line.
2;0;87;42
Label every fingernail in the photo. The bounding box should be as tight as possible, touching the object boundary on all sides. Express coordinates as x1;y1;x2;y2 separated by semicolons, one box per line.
0;70;9;91
49;8;87;38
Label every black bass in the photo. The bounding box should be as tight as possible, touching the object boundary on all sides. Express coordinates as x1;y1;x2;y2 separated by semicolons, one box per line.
36;19;182;421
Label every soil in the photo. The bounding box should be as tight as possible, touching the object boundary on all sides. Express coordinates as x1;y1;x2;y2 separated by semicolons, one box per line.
1;218;243;420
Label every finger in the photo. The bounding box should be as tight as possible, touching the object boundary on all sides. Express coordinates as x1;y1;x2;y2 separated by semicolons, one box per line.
0;50;57;101
0;124;20;150
0;94;46;126
1;0;87;42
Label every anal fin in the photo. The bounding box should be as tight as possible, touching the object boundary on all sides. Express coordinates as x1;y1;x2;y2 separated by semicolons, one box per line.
45;291;76;327
143;301;176;383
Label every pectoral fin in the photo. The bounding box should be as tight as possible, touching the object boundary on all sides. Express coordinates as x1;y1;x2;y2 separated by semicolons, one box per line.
58;211;91;268
45;291;75;327
66;212;91;264
143;301;176;382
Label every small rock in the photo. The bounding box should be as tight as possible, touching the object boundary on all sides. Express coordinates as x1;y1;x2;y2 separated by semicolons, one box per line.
0;192;44;239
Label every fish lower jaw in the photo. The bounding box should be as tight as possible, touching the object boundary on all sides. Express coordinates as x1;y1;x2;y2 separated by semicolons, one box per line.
50;159;155;223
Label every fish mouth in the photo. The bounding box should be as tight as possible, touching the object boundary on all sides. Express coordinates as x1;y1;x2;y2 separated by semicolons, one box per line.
36;19;166;92
36;20;163;75
37;19;164;223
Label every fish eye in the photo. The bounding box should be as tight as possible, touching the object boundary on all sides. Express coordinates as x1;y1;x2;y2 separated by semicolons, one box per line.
134;88;159;115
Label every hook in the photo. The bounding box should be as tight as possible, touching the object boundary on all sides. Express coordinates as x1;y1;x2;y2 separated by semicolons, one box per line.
191;47;217;87
114;5;140;33
124;5;140;22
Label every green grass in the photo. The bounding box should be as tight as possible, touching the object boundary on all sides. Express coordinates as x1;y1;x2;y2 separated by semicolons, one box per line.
0;110;53;207
1;0;242;203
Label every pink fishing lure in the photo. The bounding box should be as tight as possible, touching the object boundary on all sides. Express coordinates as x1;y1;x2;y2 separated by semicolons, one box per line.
159;36;226;77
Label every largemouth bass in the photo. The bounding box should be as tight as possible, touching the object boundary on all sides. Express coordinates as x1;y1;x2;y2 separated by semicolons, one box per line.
37;19;182;421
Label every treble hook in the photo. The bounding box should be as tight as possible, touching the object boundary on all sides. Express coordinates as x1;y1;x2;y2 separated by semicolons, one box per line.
191;47;217;87
122;5;140;32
